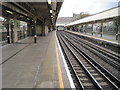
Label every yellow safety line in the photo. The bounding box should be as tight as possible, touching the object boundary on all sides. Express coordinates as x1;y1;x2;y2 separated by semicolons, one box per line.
56;46;64;89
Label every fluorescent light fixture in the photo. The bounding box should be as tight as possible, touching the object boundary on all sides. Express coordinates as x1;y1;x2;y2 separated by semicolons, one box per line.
50;10;52;13
51;15;53;18
20;15;23;18
48;0;51;4
6;10;13;14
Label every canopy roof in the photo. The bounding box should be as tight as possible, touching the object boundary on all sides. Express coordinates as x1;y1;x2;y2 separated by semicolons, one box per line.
66;6;120;26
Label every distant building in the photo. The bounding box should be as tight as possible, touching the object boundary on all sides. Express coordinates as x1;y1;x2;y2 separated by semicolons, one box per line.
56;12;91;27
56;17;74;26
73;13;81;21
56;17;74;30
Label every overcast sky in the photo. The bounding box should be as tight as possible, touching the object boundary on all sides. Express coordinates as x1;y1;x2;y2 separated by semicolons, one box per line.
58;0;119;17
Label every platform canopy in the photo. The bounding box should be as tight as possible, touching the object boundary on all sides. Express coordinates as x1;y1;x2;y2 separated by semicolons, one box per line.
66;6;120;27
1;0;63;26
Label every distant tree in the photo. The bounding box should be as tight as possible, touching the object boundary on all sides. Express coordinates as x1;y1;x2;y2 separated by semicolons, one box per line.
14;20;22;29
113;16;120;33
79;12;91;19
72;12;91;21
16;20;21;28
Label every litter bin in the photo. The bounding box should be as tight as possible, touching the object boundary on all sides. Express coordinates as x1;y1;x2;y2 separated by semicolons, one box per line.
34;35;37;43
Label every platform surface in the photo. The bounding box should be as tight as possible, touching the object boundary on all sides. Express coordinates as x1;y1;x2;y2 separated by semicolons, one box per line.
2;31;73;88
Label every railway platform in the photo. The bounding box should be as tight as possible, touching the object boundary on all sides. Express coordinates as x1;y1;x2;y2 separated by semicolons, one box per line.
2;31;74;88
66;30;119;45
66;30;119;53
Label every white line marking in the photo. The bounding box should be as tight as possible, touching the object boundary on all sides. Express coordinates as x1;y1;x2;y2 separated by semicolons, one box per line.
56;31;75;88
33;66;40;88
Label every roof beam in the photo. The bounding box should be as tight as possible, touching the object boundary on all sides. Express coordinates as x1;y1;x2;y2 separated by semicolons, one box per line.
1;2;30;17
12;2;35;18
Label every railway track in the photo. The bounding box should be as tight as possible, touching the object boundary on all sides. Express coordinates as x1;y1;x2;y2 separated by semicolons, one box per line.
57;31;120;90
62;31;120;71
66;31;120;53
65;32;120;61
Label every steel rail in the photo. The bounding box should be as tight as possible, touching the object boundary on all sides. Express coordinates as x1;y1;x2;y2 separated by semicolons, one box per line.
60;32;120;89
57;33;84;89
65;31;120;57
65;32;120;63
64;33;120;70
58;33;103;90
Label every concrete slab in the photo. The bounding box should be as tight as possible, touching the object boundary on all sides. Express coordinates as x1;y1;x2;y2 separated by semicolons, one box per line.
2;37;33;63
2;31;73;88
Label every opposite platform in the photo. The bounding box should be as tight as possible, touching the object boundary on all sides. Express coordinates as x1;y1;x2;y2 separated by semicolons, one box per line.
66;30;119;45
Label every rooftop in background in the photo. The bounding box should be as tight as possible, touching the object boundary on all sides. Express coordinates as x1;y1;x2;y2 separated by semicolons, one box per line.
56;12;91;26
56;17;74;26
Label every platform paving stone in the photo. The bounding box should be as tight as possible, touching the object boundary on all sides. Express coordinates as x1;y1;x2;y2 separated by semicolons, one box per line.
2;31;71;88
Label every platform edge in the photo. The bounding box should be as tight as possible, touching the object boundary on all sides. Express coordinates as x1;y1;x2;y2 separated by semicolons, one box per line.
55;31;75;88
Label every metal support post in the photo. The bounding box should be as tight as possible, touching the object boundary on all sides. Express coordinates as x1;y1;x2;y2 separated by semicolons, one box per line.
6;19;10;44
101;23;103;37
91;24;93;35
116;34;118;40
11;22;14;43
